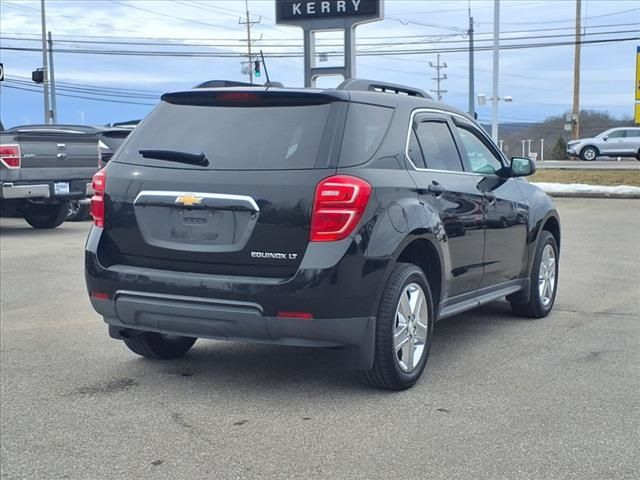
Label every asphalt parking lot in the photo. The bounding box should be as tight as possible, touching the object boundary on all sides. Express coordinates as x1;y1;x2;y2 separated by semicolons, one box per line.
1;198;638;480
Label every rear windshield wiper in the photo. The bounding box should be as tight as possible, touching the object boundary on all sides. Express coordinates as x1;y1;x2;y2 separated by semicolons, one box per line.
139;149;209;167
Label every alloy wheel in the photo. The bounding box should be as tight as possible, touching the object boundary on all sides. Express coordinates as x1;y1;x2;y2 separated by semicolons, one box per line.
538;244;557;307
583;148;596;161
394;283;429;372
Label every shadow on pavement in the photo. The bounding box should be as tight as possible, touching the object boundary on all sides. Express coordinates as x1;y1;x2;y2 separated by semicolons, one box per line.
101;300;526;397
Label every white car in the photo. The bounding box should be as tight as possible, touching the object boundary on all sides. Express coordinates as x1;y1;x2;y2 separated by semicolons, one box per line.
567;127;640;161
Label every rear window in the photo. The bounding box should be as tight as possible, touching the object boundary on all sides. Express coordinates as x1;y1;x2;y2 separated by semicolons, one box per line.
119;101;334;170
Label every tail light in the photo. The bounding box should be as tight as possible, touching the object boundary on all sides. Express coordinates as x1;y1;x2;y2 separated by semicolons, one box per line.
310;175;372;242
91;168;106;227
0;144;21;169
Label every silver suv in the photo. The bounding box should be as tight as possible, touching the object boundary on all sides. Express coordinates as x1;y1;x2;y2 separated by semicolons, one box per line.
567;127;640;161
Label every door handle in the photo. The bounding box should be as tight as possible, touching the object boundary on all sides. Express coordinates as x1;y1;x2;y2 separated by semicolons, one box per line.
484;191;497;204
427;182;446;197
56;153;68;160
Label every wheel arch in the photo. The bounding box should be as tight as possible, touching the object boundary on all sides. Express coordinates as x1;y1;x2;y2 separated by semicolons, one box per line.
393;235;444;309
541;214;561;251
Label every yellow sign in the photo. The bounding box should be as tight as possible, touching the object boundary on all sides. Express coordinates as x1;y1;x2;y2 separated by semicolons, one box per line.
636;46;640;101
635;103;640;124
175;195;203;207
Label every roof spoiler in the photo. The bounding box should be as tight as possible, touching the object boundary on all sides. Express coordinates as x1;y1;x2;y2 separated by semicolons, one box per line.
337;79;431;99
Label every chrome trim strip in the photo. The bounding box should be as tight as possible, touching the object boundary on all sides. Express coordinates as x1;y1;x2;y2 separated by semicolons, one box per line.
133;190;260;212
403;107;505;176
115;290;264;313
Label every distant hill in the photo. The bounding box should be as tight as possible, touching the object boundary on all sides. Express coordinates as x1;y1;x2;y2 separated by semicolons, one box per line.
482;111;634;160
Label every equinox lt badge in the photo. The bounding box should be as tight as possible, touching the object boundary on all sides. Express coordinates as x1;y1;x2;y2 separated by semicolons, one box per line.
251;251;298;260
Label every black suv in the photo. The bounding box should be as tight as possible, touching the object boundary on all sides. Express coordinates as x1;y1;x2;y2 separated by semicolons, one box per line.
85;80;560;390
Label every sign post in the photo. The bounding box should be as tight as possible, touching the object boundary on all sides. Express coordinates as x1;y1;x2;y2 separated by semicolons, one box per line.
635;46;640;124
276;0;383;87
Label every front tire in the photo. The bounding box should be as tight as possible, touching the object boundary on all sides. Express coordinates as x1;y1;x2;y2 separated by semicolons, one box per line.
361;263;434;391
580;146;598;161
123;332;196;359
511;231;559;318
23;201;68;229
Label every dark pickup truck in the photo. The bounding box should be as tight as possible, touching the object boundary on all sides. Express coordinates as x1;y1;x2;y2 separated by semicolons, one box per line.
0;124;100;228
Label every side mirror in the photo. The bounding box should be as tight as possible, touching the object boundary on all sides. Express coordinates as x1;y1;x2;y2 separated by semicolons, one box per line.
602;136;608;141
510;157;536;177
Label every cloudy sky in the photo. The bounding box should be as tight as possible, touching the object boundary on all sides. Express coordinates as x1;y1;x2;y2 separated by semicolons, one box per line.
0;0;638;128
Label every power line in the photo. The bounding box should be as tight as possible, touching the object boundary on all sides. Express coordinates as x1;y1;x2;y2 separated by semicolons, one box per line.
1;35;636;57
5;74;163;95
2;21;636;43
5;78;160;100
109;0;244;32
1;84;156;106
499;7;640;24
1;27;635;50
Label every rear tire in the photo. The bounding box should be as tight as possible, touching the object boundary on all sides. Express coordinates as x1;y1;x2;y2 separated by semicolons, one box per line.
361;263;434;391
510;231;559;318
23;201;68;229
123;332;197;359
580;146;598;161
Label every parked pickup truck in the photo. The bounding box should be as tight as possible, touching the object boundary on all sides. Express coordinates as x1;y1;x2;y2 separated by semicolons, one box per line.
0;124;100;228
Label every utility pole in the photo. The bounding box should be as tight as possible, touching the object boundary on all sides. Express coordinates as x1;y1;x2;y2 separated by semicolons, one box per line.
47;31;57;124
468;11;475;118
40;0;50;123
239;0;260;84
491;0;500;141
429;54;447;101
571;0;582;140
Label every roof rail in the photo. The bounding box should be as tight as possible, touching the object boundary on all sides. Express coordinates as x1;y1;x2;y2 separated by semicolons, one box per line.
337;79;431;99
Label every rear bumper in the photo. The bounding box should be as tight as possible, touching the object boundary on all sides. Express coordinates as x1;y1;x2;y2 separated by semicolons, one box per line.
86;227;390;369
92;293;375;367
1;181;92;200
1;183;50;199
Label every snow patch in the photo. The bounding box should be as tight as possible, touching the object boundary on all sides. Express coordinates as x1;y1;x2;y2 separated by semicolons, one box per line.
532;182;640;197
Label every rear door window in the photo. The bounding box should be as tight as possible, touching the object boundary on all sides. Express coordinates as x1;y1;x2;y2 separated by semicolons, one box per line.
407;129;426;168
120;101;336;170
414;121;464;172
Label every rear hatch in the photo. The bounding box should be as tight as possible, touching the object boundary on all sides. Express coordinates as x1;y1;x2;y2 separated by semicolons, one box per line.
102;89;350;278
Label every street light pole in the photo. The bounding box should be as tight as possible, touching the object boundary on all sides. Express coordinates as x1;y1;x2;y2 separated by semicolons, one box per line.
571;0;582;140
468;13;475;118
491;0;500;141
47;31;57;124
40;0;50;123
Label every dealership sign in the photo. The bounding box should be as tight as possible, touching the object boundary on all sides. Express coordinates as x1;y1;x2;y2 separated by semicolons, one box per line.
275;0;383;87
276;0;381;23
